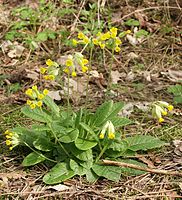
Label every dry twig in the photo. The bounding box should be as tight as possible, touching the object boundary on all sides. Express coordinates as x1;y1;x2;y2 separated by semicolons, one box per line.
102;159;182;177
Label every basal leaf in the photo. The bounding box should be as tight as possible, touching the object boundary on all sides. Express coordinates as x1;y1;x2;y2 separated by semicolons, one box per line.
92;164;122;182
92;101;113;126
58;128;79;143
43;162;75;184
69;159;87;176
117;159;147;176
75;138;97;150
43;95;60;116
33;137;54;151
22;152;45;166
70;144;93;161
86;169;99;183
111;117;132;127
105;102;124;121
125;135;166;151
21;106;52;122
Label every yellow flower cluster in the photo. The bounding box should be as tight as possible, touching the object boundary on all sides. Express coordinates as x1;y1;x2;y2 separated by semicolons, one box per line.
92;27;122;52
152;101;174;123
72;32;90;46
63;53;89;77
99;121;115;140
40;59;59;81
25;86;49;109
4;130;20;150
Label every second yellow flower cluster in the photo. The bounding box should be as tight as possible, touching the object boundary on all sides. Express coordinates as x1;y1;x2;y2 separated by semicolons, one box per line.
152;101;174;123
25;86;49;109
63;52;89;77
4;130;20;150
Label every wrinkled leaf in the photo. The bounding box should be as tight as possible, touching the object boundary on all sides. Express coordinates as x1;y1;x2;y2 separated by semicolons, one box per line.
43;162;75;184
22;152;45;166
125;135;166;151
75;138;97;150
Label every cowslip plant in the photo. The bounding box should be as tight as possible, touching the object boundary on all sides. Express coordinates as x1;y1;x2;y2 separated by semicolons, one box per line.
4;97;166;184
151;101;174;123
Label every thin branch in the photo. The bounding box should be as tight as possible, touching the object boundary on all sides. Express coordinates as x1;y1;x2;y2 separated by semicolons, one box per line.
102;159;182;177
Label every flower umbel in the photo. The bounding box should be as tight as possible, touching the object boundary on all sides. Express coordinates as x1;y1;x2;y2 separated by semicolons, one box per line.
4;130;20;150
151;101;174;123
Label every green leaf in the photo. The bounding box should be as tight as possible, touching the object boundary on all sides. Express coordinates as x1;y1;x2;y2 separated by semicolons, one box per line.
70;144;93;161
58;128;79;143
92;101;113;126
86;169;99;183
36;32;48;42
135;29;149;38
124;19;140;26
75;138;97;150
21;106;52;122
117;159;147;176
125;135;166;151
168;85;182;104
33;137;54;151
111;117;132;127
79;122;98;140
43;95;60;116
43;162;75;184
22;152;45;166
92;164;122;182
69;159;87;175
105;102;124;121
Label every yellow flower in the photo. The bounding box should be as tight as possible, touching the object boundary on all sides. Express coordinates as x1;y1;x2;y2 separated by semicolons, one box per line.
4;130;10;135
108;132;115;140
96;32;102;37
6;140;12;146
6;135;12;139
66;59;73;67
38;94;44;100
40;67;47;74
71;71;77;77
72;39;78;46
83;37;89;44
30;103;36;109
110;27;118;38
99;133;104;139
46;59;54;66
115;38;122;45
99;42;105;49
43;89;49;95
49;75;55;80
167;105;174;111
25;89;33;97
82;59;89;65
115;46;121;52
100;34;108;41
26;100;32;105
105;31;111;39
43;75;49;80
158;117;164;123
125;30;131;34
37;101;43;107
82;66;88;73
162;110;167;116
92;38;99;45
78;32;85;39
32;85;37;90
63;68;70;74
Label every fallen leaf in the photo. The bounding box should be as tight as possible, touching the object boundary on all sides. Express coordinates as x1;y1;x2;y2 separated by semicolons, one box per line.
47;184;71;191
118;102;134;117
111;70;121;84
48;90;62;101
161;70;182;82
25;69;39;80
8;45;25;58
125;71;135;81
